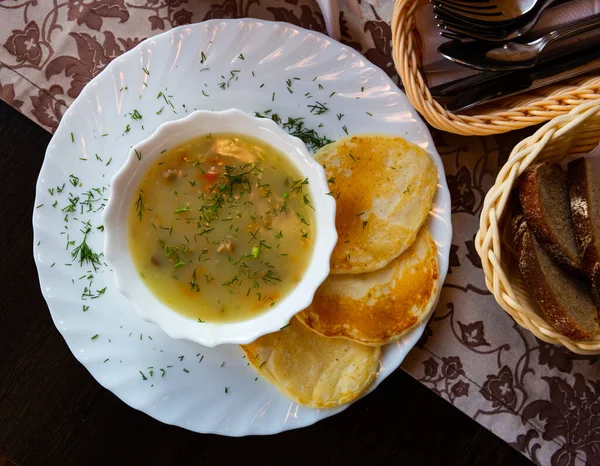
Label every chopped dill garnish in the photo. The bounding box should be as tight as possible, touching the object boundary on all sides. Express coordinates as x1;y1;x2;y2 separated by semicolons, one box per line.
71;234;102;271
307;101;328;115
135;192;144;221
81;286;106;300
189;269;200;292
62;194;79;213
254;112;331;152
291;178;308;193
303;194;314;210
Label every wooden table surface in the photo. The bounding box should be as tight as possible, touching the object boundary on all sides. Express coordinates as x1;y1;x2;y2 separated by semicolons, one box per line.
0;101;531;466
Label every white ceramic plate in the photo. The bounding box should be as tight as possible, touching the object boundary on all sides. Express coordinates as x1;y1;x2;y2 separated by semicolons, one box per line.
32;19;452;436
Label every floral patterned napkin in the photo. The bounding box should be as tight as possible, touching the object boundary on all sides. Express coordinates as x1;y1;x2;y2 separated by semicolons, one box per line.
1;1;598;464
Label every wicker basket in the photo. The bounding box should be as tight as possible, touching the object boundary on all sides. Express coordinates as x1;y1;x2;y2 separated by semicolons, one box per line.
475;99;600;354
391;0;600;136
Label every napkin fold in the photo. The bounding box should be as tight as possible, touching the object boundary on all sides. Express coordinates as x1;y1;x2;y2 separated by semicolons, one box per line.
317;0;341;40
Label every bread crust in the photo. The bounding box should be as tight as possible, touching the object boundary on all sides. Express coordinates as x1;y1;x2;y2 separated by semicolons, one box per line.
568;157;600;305
519;164;583;274
513;213;596;341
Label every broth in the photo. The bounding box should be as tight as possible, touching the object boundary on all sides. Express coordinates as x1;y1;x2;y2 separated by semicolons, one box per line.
128;133;315;323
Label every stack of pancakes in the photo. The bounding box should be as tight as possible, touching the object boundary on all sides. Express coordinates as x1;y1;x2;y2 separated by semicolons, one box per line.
241;134;440;408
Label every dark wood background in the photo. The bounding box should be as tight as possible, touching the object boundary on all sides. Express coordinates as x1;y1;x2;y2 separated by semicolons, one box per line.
0;101;531;466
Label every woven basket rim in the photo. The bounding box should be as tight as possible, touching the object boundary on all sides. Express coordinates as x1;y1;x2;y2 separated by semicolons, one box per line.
475;98;600;354
391;0;600;136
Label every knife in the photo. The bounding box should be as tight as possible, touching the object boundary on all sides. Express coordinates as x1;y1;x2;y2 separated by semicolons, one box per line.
430;44;600;112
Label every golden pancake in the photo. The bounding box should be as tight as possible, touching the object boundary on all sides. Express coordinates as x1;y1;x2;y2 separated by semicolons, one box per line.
240;318;380;408
297;227;439;346
316;134;437;274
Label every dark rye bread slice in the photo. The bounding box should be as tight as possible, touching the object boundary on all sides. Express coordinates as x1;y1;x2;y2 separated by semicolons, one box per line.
568;157;600;303
513;212;598;340
518;163;584;274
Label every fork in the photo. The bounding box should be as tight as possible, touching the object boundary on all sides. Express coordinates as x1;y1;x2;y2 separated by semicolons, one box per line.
434;1;560;41
434;0;563;23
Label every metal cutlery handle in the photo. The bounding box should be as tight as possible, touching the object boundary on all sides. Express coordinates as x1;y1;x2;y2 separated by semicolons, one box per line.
541;12;600;48
431;44;600;111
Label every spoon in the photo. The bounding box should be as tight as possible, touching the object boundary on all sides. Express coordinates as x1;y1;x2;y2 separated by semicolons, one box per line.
438;12;600;71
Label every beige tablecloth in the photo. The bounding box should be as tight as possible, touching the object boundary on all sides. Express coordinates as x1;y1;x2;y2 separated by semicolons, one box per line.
2;1;599;464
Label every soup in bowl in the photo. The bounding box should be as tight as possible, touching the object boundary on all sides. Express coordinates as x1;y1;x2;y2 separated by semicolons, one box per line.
103;109;336;347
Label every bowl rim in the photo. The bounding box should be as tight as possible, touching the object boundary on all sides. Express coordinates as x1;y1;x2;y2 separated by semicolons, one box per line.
102;108;337;347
